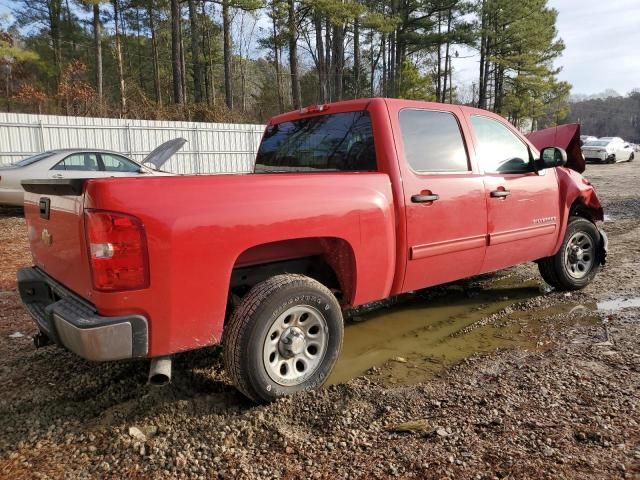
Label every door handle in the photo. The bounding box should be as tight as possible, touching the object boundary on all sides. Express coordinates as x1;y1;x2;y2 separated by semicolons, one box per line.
490;189;511;198
52;173;64;179
411;193;440;203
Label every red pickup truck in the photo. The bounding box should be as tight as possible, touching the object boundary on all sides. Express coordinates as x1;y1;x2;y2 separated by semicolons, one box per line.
18;98;606;402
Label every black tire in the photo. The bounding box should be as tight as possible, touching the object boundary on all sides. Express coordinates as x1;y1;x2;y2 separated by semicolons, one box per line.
629;153;634;162
538;217;602;291
223;274;343;403
607;155;616;164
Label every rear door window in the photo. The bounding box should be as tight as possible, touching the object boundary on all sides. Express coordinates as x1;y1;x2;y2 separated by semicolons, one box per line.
52;153;100;171
398;109;469;172
255;111;377;172
100;153;141;172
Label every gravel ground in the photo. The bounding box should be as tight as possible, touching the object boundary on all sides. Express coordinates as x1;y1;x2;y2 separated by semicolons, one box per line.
1;162;639;479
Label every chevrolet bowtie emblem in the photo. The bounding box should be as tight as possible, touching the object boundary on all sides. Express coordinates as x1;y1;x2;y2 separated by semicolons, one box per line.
41;228;53;246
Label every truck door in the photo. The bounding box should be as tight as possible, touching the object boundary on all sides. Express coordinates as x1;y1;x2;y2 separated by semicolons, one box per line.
467;114;561;273
390;106;488;292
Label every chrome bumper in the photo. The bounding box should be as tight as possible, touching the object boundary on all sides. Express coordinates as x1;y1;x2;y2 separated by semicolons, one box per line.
17;267;148;361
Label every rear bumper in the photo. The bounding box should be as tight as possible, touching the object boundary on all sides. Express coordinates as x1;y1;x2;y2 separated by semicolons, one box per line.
584;152;613;163
17;267;148;361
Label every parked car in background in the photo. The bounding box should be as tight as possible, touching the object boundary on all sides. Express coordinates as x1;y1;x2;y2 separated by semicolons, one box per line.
580;135;597;145
17;98;606;403
0;140;184;206
581;137;634;163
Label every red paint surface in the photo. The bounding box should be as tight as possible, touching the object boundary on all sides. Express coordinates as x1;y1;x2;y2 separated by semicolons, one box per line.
23;98;603;358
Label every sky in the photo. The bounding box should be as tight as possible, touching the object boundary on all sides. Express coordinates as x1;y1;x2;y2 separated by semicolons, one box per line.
1;0;639;96
452;0;640;96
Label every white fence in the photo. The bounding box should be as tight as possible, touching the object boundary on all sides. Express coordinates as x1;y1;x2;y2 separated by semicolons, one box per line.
0;112;266;174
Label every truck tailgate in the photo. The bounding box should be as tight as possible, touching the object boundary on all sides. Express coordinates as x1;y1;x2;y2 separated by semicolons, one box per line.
22;179;92;297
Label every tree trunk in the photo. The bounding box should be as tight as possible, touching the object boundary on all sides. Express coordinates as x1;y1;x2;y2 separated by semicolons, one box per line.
170;0;184;104
92;4;102;99
180;19;187;102
202;1;214;105
188;0;204;103
381;34;386;96
442;8;452;103
448;57;453;103
369;29;375;97
325;19;331;101
148;2;162;104
388;29;395;97
314;14;326;103
353;16;360;98
287;0;301;109
113;0;127;114
48;0;63;83
274;11;284;110
331;23;344;101
478;0;489;109
119;2;130;74
223;0;233;109
494;65;504;113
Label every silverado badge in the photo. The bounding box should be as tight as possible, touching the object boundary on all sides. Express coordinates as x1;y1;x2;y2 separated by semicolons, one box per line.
41;229;53;246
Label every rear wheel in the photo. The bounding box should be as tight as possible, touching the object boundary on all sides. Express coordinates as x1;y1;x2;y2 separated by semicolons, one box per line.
223;274;344;402
538;217;602;290
629;152;634;162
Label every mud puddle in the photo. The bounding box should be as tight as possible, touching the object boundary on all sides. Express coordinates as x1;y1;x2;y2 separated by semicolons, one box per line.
597;297;640;312
328;281;599;386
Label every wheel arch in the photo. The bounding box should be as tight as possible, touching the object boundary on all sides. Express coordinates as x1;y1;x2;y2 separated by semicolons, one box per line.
552;168;604;255
229;237;358;307
569;197;602;223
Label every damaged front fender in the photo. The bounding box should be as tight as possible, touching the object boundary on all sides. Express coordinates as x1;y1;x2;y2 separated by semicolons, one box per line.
552;167;605;256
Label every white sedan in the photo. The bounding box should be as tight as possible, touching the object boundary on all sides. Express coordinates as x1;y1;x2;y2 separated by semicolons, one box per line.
581;137;635;164
0;139;184;206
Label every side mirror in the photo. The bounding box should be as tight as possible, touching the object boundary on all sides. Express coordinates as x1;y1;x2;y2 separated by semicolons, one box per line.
538;147;567;169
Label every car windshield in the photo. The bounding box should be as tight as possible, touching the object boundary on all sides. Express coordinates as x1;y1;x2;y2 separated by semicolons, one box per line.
255;111;377;173
585;141;609;146
12;152;56;167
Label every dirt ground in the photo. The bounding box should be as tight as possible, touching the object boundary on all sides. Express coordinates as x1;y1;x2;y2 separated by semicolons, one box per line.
0;162;639;479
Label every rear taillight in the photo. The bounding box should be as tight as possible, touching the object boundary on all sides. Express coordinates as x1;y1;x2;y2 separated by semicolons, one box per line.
84;210;149;291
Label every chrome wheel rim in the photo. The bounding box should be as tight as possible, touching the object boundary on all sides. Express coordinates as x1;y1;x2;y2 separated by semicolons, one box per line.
262;305;329;386
564;231;595;279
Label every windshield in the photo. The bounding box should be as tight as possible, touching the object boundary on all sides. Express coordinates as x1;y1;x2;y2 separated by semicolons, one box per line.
255;111;377;173
12;152;56;167
584;141;609;147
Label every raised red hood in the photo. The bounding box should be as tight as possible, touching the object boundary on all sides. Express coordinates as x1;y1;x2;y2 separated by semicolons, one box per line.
526;123;585;173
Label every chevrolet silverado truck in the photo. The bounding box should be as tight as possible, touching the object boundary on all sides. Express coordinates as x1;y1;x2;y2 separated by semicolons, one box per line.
17;99;606;403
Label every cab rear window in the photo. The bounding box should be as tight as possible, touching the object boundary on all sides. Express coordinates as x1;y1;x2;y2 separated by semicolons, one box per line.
255;111;377;173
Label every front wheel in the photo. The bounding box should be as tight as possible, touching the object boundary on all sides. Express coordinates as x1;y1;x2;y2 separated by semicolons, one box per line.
538;217;602;290
223;274;344;403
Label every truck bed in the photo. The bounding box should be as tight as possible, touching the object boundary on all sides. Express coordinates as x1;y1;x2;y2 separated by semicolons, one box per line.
23;173;396;356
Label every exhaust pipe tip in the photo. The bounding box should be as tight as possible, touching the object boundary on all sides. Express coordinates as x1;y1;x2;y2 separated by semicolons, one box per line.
148;356;172;387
